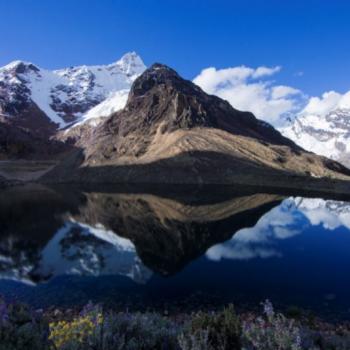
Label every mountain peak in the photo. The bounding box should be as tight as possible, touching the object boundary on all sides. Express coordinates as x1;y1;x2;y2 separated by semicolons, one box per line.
143;63;180;78
129;62;191;99
118;51;140;61
1;60;40;74
149;62;177;72
114;52;146;76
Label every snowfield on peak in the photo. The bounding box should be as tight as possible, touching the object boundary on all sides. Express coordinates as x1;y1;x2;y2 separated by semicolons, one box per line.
0;52;146;132
72;89;129;128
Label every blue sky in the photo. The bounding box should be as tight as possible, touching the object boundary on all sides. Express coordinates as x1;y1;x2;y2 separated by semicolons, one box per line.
1;0;350;96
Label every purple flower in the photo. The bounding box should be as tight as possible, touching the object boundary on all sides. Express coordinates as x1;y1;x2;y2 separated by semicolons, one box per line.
80;300;95;316
262;299;274;320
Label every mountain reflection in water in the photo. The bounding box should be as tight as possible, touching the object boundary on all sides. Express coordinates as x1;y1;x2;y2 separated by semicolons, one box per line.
1;184;350;318
0;184;281;284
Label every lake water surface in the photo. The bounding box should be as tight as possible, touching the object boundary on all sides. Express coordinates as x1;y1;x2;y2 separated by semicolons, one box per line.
0;184;350;320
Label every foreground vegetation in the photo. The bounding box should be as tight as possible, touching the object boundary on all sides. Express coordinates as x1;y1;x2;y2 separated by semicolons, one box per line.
1;298;350;350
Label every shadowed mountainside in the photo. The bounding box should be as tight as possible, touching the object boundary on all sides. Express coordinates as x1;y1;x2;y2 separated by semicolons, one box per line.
0;121;70;160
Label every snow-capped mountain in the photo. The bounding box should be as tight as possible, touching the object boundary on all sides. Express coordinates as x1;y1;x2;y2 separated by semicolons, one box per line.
0;52;146;136
281;108;350;168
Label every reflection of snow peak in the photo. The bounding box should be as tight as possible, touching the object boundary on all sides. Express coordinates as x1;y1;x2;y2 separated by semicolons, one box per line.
0;221;152;285
206;197;350;262
35;221;152;284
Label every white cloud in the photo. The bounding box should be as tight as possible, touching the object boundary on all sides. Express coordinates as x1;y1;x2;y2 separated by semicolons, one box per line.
252;66;281;78
193;65;302;125
271;85;301;99
301;90;350;117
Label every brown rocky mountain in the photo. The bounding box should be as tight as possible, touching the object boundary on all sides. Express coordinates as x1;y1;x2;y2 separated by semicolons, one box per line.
44;63;350;193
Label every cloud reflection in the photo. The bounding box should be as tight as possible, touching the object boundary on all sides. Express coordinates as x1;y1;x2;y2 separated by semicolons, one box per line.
206;197;350;262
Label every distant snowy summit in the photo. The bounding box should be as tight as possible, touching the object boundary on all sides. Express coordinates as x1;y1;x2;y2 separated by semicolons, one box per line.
281;108;350;167
0;52;146;136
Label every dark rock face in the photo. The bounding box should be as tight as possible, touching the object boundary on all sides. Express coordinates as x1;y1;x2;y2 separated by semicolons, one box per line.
0;62;58;139
0;104;58;139
0;122;69;160
128;64;291;141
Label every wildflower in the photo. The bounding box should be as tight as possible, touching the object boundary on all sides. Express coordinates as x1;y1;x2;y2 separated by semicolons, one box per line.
262;299;274;320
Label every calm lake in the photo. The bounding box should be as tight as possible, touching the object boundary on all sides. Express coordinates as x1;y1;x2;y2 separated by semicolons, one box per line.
1;184;350;320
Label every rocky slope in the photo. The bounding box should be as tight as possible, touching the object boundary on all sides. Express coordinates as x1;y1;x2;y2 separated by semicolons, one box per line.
281;108;350;168
44;63;350;192
0;52;145;158
0;121;69;159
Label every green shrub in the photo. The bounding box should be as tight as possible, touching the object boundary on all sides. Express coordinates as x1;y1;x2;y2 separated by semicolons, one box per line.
0;298;50;350
242;300;302;350
101;311;180;350
178;304;242;350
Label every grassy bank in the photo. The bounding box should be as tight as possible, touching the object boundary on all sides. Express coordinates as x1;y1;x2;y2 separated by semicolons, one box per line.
1;298;350;350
